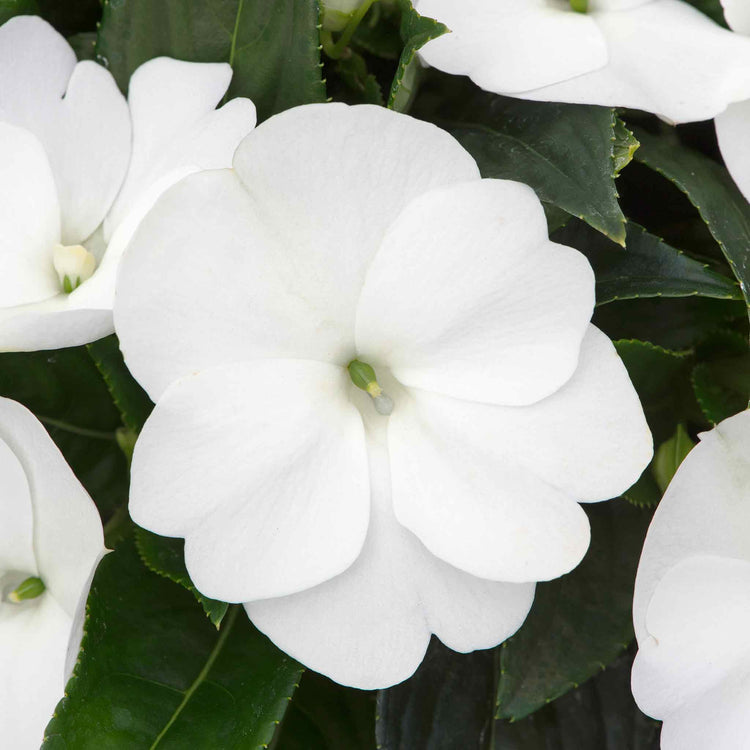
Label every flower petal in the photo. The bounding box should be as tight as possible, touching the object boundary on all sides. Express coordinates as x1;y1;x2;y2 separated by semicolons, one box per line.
356;179;595;406
129;360;370;602
632;555;750;722
716;100;750;202
0;17;130;242
416;0;608;93
0;398;104;615
522;0;750;124
0;122;60;308
103;57;256;239
632;409;750;644
722;0;750;34
0;434;35;574
0;593;71;749
116;103;480;400
246;435;534;689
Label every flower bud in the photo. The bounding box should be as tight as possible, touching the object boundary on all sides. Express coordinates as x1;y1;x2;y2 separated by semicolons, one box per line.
53;243;97;293
321;0;368;31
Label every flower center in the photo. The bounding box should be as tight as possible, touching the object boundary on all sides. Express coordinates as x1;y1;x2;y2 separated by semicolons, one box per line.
1;573;45;604
348;359;394;415
53;243;97;293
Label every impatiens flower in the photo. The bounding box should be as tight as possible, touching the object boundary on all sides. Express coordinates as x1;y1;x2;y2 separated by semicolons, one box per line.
632;410;750;749
115;103;652;688
716;1;750;202
0;15;255;351
0;397;104;747
415;0;750;124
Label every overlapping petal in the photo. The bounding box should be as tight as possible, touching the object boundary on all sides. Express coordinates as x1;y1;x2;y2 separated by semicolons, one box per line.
716;100;750;202
416;0;608;93
116;103;479;400
356;179;595;406
523;0;750;123
0;122;60;309
129;360;370;602
722;0;750;35
388;326;651;582
246;435;534;689
0;16;130;243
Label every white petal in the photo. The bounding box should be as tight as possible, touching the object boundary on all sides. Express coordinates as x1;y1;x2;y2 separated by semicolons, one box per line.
632;555;750;721
416;0;608;93
103;57;256;239
129;360;370;602
246;434;534;689
0;593;71;749
388;387;592;583
0;17;130;242
0;398;104;615
633;409;750;644
116;103;479;400
722;0;750;34
0;435;35;574
0;122;60;308
522;0;750;124
356;179;595;406
716;100;750;202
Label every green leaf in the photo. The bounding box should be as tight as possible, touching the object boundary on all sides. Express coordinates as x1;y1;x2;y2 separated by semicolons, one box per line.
44;540;302;748
683;0;727;25
494;650;661;750
622;469;662;510
88;334;153;433
276;671;376;750
614;339;693;444
377;639;495;750
612;118;639;177
330;49;384;105
417;82;626;243
96;0;326;121
0;0;38;24
0;346;128;519
135;527;228;628
652;423;695;493
68;31;98;61
633;127;750;317
553;220;741;306
692;353;750;424
388;0;447;112
495;501;652;721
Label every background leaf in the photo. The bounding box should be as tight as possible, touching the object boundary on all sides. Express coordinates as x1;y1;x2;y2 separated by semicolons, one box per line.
553;220;741;306
44;540;302;748
96;0;326;121
376;639;495;750
692;354;750;424
495;501;652;721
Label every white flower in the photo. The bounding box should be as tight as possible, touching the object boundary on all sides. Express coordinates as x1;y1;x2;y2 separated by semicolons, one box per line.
715;1;750;202
0;397;104;747
415;0;750;124
632;410;750;749
115;103;652;688
0;16;256;352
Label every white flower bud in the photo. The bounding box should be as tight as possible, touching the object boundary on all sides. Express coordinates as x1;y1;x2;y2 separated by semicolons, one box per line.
52;243;97;293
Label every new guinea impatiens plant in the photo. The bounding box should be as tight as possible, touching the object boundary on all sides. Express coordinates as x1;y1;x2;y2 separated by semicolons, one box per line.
114;102;651;688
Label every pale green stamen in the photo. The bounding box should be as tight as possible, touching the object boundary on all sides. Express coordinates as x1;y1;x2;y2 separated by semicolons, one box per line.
348;359;394;415
7;576;45;603
570;0;588;11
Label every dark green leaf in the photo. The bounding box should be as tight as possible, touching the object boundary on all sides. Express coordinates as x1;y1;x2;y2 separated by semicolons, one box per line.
692;353;750;424
0;346;127;519
416;80;626;243
331;49;384;105
96;0;326;121
614;339;693;443
613;119;639;177
633;127;750;316
388;0;447;112
0;0;38;24
622;469;661;510
377;639;495;750
276;671;376;750
44;540;301;748
495;501;652;721
135;527;228;628
554;221;741;306
88;334;153;433
68;31;97;61
494;649;661;750
652;423;694;493
683;0;727;25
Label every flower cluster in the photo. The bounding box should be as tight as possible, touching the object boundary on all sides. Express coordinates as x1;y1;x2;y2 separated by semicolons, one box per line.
2;0;750;745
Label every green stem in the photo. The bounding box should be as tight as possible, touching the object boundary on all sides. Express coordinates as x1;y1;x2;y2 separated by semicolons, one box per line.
38;416;117;441
324;0;379;59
